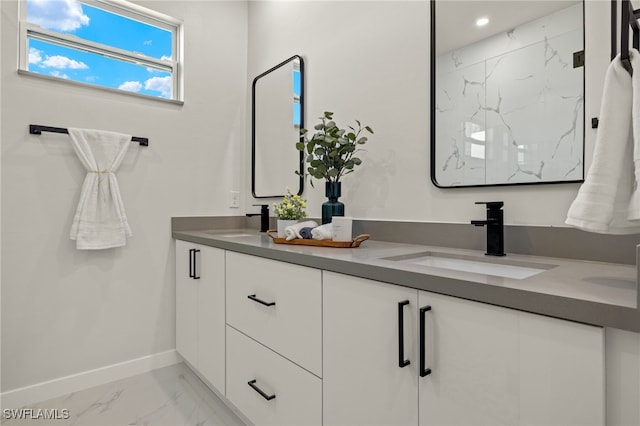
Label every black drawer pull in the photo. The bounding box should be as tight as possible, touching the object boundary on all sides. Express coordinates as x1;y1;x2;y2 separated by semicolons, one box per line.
193;249;200;279
420;305;432;377
248;379;276;401
189;249;195;278
248;294;276;307
398;300;411;368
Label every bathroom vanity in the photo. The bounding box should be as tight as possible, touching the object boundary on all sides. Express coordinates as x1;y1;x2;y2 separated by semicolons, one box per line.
172;218;638;426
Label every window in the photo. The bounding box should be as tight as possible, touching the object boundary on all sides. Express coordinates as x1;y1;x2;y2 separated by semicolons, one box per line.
19;0;182;102
293;65;301;127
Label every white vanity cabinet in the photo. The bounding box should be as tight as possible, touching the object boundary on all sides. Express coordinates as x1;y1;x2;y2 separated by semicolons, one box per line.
175;240;226;395
174;240;606;425
225;251;322;426
323;271;605;426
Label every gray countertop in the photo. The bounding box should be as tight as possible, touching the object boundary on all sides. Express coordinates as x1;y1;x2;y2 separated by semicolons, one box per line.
173;227;639;333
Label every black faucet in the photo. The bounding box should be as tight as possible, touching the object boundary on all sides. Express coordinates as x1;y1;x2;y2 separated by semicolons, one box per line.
246;204;270;232
471;201;505;256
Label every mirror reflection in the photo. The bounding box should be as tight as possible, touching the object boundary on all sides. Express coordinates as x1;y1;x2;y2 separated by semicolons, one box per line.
431;1;584;187
252;55;304;198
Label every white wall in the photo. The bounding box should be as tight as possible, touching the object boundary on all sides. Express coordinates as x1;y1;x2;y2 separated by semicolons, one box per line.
247;1;609;226
0;0;247;393
0;0;3;412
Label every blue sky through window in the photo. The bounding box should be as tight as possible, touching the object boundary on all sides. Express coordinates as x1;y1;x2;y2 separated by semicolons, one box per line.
293;69;301;126
26;0;174;99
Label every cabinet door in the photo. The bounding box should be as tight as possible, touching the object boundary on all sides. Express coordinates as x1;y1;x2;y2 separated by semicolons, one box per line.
323;272;419;426
418;291;520;426
418;290;605;426
175;240;198;368
197;245;226;395
519;312;604;426
175;241;226;395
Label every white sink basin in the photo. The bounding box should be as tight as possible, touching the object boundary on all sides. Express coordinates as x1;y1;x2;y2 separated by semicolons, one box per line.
384;251;556;280
203;232;254;238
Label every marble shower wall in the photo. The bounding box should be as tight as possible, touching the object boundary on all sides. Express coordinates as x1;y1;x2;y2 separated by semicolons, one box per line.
435;4;584;186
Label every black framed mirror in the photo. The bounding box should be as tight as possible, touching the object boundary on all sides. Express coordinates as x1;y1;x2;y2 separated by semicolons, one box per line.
431;0;585;188
252;55;305;198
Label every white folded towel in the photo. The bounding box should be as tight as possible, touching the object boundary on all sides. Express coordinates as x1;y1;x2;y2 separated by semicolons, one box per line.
68;128;133;249
285;220;318;240
311;223;333;240
566;50;640;234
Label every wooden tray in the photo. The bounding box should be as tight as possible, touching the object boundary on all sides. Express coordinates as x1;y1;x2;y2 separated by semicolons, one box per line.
267;230;370;248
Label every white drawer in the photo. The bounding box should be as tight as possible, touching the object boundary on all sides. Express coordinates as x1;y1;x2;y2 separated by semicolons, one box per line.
226;252;322;376
226;326;322;426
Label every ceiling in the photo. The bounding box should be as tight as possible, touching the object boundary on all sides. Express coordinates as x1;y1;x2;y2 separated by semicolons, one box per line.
435;0;581;55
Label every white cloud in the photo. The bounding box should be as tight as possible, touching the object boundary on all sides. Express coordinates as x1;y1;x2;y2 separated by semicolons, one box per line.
50;70;69;79
41;55;88;70
27;0;90;32
144;40;153;46
29;48;43;65
145;76;172;98
161;55;172;61
119;81;143;93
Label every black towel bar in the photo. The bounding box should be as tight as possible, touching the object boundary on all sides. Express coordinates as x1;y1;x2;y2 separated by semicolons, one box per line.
618;0;640;75
29;124;149;146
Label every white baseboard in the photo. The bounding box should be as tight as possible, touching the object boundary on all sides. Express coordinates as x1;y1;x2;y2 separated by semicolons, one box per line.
1;349;180;409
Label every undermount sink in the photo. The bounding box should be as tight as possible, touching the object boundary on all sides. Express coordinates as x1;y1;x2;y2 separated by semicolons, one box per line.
383;251;556;280
204;232;254;238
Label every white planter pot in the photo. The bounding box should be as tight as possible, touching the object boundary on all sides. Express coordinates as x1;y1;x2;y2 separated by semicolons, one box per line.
277;219;298;238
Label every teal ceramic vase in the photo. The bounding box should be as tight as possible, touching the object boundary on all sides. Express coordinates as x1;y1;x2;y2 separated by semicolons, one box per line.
322;181;344;224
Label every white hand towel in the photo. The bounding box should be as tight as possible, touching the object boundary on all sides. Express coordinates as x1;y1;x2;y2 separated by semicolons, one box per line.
284;220;318;240
629;50;640;221
311;223;333;240
566;50;640;234
68;128;133;249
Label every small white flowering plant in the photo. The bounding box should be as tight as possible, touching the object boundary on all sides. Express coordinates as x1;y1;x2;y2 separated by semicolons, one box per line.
274;190;307;220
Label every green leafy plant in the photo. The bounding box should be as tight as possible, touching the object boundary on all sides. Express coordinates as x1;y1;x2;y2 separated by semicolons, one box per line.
273;190;308;220
296;111;374;187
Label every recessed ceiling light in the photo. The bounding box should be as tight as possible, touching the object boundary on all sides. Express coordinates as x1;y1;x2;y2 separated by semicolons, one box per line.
470;130;486;142
476;17;489;27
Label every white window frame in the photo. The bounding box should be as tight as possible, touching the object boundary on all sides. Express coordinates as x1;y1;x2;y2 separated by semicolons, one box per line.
18;0;184;103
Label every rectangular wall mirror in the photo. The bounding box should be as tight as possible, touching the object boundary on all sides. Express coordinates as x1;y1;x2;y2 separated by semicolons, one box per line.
252;55;305;198
431;0;585;188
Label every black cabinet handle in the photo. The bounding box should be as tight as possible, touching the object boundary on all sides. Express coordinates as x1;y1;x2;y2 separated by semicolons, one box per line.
398;300;411;368
193;249;200;279
247;379;276;401
189;249;195;278
247;294;276;307
420;305;432;377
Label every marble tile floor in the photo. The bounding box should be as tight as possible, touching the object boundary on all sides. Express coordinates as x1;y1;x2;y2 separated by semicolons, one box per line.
2;363;246;426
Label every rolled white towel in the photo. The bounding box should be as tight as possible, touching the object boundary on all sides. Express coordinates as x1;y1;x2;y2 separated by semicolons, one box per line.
285;220;318;241
311;223;333;240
